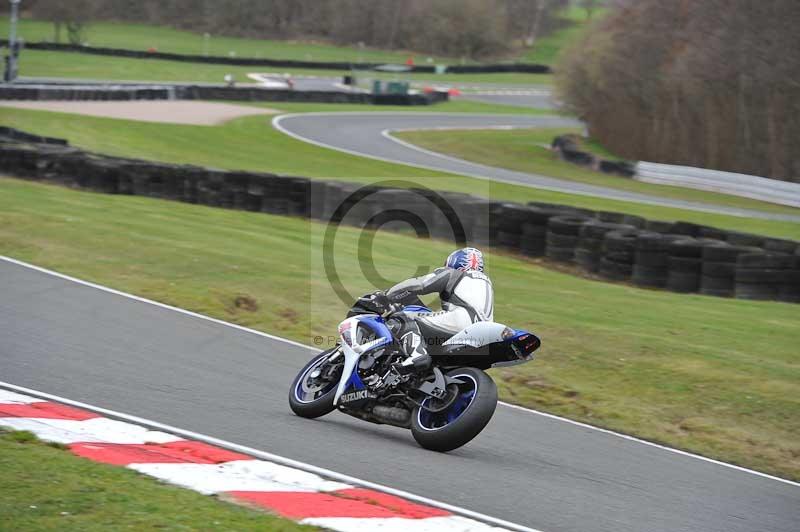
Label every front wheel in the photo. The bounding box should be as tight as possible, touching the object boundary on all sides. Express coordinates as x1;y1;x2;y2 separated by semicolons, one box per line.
288;348;341;419
411;367;497;452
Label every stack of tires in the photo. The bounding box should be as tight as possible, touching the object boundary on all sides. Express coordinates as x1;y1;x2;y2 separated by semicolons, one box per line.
116;161;167;199
411;188;444;238
699;245;761;297
735;253;800;302
785;249;800;303
594;210;646;228
243;175;268;213
726;231;765;248
33;144;79;183
493;204;530;250
697;226;729;240
434;191;472;241
632;232;682;288
545;215;589;262
515;206;563;257
408;189;440;234
343;185;383;227
320;182;356;222
179;167;205;205
644;220;676;234
0;142;39;177
575;221;634;273
6;125;800;304
306;180;330;220
528;201;595;219
599;229;639;280
78;155;123;194
665;238;726;293
764;238;798;255
362;188;409;232
197;170;228;208
284;177;311;217
669;221;703;237
222;172;251;210
461;199;495;246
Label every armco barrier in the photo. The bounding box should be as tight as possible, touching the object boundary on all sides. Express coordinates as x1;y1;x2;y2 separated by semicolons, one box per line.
3;39;551;74
0;128;797;303
635;161;800;209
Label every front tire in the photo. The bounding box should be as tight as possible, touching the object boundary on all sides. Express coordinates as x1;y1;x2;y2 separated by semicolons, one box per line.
288;348;340;419
411;367;497;452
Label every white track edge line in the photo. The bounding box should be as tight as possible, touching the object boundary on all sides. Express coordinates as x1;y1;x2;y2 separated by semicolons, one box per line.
0;380;543;532
2;254;799;488
271;112;797;222
0;256;313;352
377;129;794;221
273;114;638;203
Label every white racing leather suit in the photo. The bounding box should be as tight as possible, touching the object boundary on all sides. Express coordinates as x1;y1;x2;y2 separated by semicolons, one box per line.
386;267;494;371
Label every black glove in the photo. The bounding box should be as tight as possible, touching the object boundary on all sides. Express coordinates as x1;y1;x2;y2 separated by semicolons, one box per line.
366;290;392;315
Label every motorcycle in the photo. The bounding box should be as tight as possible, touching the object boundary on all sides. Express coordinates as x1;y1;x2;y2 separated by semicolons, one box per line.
288;291;541;452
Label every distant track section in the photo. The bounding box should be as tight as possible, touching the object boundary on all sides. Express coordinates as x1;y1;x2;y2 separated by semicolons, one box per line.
273;112;800;222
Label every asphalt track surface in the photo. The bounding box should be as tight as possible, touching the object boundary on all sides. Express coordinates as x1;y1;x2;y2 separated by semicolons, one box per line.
274;112;800;222
2;258;798;532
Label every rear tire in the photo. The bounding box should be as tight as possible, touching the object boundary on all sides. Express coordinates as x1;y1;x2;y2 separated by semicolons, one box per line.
411;367;497;452
288;349;340;419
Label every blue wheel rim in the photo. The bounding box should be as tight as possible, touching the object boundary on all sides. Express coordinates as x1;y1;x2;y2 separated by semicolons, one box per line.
417;374;478;431
294;354;338;403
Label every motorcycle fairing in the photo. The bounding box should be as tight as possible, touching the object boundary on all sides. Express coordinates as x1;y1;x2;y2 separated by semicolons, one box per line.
403;304;432;313
443;321;509;348
333;314;392;406
437;322;541;369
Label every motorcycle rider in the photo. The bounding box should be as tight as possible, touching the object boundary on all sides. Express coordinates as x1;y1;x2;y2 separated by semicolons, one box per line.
386;247;494;374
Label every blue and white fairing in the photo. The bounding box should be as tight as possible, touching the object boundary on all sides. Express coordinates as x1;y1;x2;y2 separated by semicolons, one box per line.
403;304;432;313
443;321;540;367
332;314;392;405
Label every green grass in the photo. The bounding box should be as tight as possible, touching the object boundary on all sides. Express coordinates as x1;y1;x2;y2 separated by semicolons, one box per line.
4;18;455;64
1;105;797;239
0;105;458;178
0;428;313;531
1;177;798;481
16;49;554;85
520;6;607;66
4;15;587;70
393;127;800;227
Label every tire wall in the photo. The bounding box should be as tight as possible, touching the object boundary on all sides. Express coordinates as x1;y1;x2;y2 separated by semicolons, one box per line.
1;39;550;74
0;128;796;304
0;85;447;105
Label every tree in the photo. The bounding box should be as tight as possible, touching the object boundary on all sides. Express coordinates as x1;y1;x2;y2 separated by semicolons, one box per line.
581;0;599;20
556;0;800;182
31;0;93;44
29;0;571;60
525;0;548;47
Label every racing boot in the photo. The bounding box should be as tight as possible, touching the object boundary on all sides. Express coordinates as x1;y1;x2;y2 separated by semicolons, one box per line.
393;329;431;375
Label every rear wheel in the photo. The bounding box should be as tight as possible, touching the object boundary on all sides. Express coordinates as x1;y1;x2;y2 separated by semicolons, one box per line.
288;348;341;419
411;367;497;452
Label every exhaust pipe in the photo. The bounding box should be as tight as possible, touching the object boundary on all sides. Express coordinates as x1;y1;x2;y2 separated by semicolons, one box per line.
371;405;411;428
